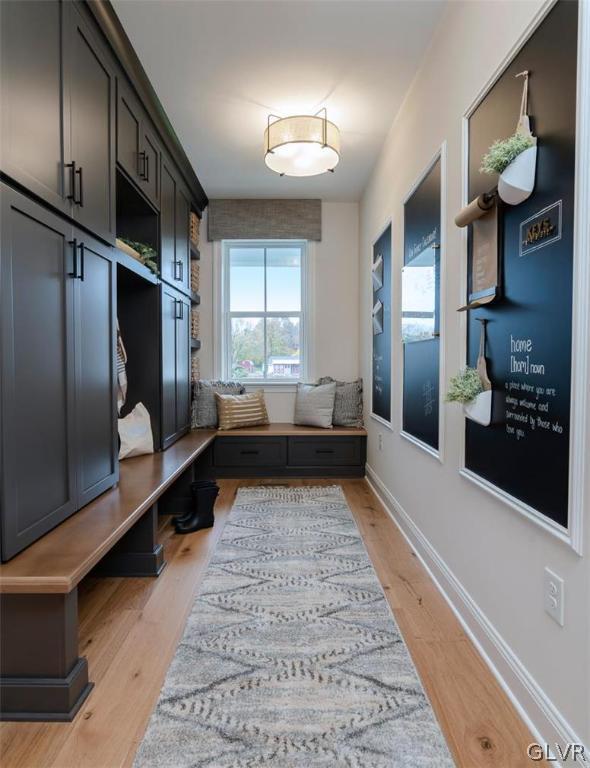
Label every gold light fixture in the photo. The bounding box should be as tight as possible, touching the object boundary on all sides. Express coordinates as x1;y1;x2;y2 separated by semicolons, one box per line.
264;108;340;177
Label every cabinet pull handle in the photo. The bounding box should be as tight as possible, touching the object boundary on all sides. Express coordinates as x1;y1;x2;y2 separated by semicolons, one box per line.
66;162;77;201
175;260;183;281
68;238;78;277
79;242;85;281
240;450;259;455
145;154;150;182
315;449;334;454
137;151;145;179
174;299;184;320
76;166;84;207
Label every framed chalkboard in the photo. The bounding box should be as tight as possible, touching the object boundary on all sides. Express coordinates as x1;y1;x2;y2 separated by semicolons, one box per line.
402;156;442;451
371;223;391;424
464;0;578;531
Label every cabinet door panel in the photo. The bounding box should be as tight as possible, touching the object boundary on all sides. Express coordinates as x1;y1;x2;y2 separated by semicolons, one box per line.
142;129;160;207
176;296;191;434
69;7;115;243
175;186;191;292
116;82;142;184
76;236;118;506
0;188;76;561
161;286;178;448
160;162;176;286
0;0;70;213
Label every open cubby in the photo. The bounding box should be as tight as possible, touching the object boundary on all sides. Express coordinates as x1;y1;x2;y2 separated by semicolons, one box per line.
117;265;161;450
116;169;159;266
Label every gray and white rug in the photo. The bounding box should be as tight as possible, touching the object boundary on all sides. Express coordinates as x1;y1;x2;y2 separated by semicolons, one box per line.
134;486;454;767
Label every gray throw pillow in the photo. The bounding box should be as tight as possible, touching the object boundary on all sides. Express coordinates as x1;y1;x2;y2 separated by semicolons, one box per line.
318;377;364;427
191;380;245;428
294;382;337;428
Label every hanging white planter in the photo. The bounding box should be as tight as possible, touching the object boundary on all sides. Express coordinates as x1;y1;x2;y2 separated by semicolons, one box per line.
463;389;492;426
498;144;537;205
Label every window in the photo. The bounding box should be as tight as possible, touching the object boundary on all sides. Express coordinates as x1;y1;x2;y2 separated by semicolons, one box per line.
222;241;307;382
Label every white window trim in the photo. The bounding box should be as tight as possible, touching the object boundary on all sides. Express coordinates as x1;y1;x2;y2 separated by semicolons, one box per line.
216;239;311;387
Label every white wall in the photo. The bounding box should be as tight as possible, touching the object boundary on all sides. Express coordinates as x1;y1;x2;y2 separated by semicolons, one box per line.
360;0;590;753
198;201;360;421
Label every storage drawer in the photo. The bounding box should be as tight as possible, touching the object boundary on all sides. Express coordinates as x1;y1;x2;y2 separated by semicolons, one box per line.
214;437;287;467
288;437;362;467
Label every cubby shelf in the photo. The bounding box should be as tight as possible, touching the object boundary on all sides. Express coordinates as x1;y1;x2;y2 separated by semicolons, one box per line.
190;291;201;305
115;246;159;285
190;339;201;351
190;244;200;261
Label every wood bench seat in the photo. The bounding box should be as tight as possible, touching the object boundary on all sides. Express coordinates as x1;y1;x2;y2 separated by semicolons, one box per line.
214;423;367;437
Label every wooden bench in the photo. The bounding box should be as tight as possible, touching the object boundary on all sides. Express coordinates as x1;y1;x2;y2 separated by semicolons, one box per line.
0;423;366;722
0;430;215;722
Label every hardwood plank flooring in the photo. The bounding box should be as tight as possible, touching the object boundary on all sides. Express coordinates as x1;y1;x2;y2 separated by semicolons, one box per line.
0;478;539;768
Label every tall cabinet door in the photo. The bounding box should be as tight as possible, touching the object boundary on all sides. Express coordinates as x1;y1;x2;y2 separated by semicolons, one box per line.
116;79;142;185
0;186;76;561
161;285;178;449
160;161;177;286
69;6;115;243
75;234;118;507
176;295;191;434
175;185;191;293
0;0;70;214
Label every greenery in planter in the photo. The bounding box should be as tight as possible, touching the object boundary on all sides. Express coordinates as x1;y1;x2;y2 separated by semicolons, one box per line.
119;238;159;276
445;367;483;404
480;132;535;175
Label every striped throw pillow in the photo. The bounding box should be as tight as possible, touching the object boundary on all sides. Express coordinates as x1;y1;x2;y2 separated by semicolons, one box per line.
215;390;269;431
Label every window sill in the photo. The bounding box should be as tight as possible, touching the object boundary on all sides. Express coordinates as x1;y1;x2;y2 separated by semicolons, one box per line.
243;382;300;394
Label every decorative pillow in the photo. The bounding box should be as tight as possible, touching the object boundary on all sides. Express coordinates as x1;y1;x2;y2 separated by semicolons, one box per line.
192;380;245;429
215;390;269;431
294;382;336;429
318;377;364;427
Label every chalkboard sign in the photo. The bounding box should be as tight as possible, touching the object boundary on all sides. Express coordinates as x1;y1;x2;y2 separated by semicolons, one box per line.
465;0;578;528
372;224;391;423
402;158;441;450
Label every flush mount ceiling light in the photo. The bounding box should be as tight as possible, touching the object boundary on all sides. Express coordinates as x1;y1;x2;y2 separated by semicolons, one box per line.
264;108;340;177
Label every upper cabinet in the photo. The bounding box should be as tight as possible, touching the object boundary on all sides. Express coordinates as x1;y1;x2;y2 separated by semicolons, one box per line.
0;0;116;243
69;5;116;244
0;0;70;214
116;79;161;208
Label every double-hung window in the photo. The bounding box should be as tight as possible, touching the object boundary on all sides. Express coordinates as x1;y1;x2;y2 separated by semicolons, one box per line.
222;240;307;383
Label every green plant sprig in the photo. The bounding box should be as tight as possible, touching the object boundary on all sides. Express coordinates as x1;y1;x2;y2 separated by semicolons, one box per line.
445;367;483;404
480;133;534;175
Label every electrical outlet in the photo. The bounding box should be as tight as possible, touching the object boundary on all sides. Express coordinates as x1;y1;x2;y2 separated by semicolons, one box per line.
378;433;383;451
544;568;564;626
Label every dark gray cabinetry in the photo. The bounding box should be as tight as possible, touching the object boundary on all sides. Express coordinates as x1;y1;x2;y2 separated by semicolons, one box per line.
116;80;160;208
75;235;118;507
161;285;191;449
160;157;191;293
0;0;70;214
0;186;117;561
69;5;116;243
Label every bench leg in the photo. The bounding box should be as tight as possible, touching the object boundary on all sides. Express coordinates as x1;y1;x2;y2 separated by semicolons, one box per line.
94;504;166;577
0;590;93;721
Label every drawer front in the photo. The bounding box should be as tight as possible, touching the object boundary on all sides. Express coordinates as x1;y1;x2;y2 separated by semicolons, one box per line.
214;437;287;467
288;437;362;467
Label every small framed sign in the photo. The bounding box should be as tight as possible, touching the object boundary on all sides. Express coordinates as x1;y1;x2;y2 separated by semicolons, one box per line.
519;200;562;257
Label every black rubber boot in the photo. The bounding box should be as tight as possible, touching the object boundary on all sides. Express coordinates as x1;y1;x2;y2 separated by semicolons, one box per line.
171;481;217;525
175;483;219;534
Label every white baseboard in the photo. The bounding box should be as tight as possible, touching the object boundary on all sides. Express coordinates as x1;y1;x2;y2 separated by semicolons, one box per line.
365;463;585;764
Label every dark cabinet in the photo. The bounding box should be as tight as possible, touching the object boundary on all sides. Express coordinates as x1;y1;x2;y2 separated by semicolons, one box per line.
69;5;116;243
160;158;191;293
116;79;160;208
75;235;118;507
0;185;118;561
0;0;70;214
161;285;191;449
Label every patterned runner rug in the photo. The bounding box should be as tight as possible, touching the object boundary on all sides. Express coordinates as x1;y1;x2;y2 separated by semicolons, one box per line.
134;485;453;767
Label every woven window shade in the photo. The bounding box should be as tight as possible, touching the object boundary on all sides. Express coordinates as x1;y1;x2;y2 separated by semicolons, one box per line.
207;199;321;241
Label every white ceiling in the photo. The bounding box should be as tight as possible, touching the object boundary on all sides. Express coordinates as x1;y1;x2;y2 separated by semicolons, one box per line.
112;0;445;202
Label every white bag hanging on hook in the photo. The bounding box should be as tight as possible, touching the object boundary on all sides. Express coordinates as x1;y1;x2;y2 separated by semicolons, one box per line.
498;71;538;206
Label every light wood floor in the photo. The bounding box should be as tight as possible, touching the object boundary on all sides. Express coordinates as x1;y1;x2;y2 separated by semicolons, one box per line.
0;479;539;768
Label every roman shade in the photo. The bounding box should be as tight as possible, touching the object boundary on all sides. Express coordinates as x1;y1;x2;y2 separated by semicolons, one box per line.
207;199;321;241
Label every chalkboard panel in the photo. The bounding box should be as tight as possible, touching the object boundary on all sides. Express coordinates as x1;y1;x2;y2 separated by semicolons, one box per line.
465;0;578;528
372;224;391;423
403;158;441;449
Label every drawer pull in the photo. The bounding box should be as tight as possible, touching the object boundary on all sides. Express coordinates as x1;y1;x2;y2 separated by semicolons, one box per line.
315;449;335;454
240;449;259;455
